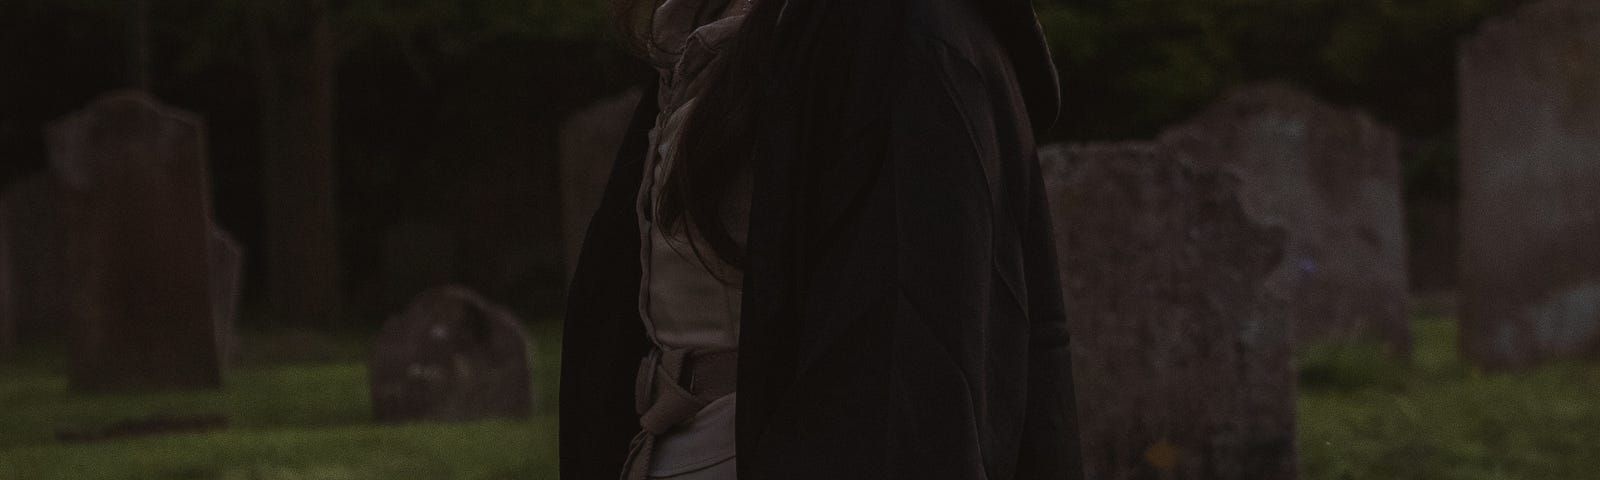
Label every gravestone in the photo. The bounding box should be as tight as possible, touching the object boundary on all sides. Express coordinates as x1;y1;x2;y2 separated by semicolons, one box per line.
0;174;66;343
1041;143;1297;480
1459;0;1600;369
47;91;222;392
1165;84;1410;357
559;88;643;278
209;228;244;364
370;285;534;423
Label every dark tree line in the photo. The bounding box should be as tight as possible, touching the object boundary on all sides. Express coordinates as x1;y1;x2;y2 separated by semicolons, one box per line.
0;0;1521;324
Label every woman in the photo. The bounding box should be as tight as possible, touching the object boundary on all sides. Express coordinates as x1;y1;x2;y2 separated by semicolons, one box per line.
561;0;1082;478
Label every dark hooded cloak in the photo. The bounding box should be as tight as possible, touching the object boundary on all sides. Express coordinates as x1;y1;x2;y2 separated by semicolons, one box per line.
560;0;1083;478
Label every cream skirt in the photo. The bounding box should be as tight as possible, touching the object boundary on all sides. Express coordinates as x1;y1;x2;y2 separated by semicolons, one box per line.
643;394;737;480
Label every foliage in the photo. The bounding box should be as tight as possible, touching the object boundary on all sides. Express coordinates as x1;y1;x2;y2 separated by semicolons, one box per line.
41;0;617;79
1298;317;1600;479
0;0;1538;316
1035;0;1523;141
1298;340;1409;393
1;0;1525;140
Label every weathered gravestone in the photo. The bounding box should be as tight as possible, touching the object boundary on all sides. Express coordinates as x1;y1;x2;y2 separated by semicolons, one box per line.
209;228;244;364
1166;84;1411;358
370;285;534;423
1042;144;1297;480
47;91;222;392
559;88;643;278
0;174;66;343
1459;0;1600;369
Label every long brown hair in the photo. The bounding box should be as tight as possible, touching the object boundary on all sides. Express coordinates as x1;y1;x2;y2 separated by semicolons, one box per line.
609;0;782;271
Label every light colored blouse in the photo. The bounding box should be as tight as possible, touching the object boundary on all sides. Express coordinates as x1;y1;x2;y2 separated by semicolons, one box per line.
640;0;750;355
632;0;750;477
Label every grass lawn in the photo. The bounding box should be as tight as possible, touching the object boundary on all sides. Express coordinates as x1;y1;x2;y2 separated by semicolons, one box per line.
1297;316;1600;479
2;316;1598;479
0;322;564;480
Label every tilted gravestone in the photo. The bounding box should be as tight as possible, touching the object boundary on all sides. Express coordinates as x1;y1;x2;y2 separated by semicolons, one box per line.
209;228;244;364
0;174;66;343
1459;0;1600;369
370;285;534;423
1166;84;1410;358
559;88;643;278
47;91;222;392
1042;143;1297;480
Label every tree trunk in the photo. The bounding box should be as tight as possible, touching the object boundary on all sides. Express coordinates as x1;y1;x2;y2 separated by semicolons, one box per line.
128;0;151;90
252;0;341;326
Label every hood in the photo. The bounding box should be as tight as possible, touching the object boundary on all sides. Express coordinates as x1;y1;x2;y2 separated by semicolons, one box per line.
763;0;1061;132
982;1;1063;131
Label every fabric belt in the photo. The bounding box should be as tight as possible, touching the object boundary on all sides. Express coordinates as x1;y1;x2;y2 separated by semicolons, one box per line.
621;347;738;480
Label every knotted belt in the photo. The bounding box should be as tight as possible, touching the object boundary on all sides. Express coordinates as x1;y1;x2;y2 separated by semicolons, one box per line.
620;347;738;480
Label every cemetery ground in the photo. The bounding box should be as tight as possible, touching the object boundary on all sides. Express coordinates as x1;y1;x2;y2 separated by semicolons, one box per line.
0;313;1597;479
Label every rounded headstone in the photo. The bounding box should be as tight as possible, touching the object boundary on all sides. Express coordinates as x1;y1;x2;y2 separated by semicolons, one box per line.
1163;83;1411;358
369;285;534;423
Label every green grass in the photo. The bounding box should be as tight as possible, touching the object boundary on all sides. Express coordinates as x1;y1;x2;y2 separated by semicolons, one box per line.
0;421;553;480
0;322;564;480
2;316;1598;479
1298;317;1600;479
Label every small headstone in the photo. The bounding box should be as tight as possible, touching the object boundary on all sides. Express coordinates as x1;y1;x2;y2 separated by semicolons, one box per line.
0;174;66;342
1459;0;1600;369
209;228;244;364
1042;143;1297;480
370;285;534;423
1164;83;1411;357
559;88;643;278
47;91;221;392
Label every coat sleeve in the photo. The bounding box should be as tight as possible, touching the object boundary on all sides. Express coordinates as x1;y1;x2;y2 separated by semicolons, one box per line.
733;5;1082;476
559;84;657;480
1013;157;1084;480
886;34;1083;480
